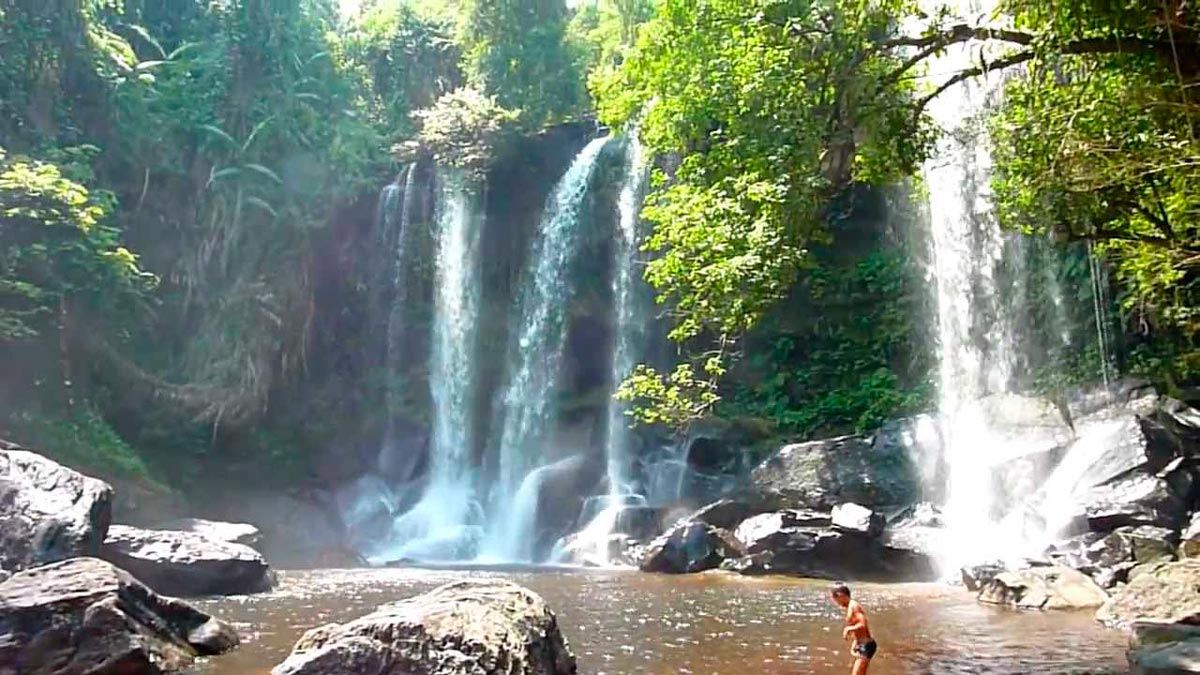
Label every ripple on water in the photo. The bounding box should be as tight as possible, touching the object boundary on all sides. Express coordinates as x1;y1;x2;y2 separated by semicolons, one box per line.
188;568;1127;675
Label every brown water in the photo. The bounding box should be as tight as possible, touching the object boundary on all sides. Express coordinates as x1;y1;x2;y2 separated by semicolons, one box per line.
189;567;1128;675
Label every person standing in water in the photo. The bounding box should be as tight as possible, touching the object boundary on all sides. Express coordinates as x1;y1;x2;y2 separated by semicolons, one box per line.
830;582;876;675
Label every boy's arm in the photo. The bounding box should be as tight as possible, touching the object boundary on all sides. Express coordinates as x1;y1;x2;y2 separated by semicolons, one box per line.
842;605;866;638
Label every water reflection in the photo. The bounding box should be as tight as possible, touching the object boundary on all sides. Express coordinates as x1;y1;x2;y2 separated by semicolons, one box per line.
190;568;1126;675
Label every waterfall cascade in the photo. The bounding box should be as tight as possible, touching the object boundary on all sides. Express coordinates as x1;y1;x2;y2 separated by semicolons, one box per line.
370;167;486;562
479;135;612;561
920;1;1127;573
553;134;655;566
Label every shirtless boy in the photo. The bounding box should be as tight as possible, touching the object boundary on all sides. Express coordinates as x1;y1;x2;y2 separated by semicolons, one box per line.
830;583;876;675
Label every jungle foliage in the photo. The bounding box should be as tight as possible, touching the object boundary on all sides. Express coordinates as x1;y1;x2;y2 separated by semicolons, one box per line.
603;0;1200;429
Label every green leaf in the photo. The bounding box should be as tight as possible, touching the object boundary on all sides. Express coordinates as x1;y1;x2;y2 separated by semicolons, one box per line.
244;196;278;218
199;125;238;151
242;163;282;185
206;166;242;188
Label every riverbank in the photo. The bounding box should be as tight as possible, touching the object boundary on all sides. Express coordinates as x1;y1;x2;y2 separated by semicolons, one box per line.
188;567;1128;675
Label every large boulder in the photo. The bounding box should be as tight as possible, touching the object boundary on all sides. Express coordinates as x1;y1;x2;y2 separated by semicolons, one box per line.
1084;473;1189;532
683;499;767;531
640;522;740;574
156;518;262;548
100;525;275;597
271;580;576;675
729;510;937;581
747;433;920;511
1097;559;1200;628
976;566;1109;610
0;557;238;673
733;510;832;554
0;445;114;572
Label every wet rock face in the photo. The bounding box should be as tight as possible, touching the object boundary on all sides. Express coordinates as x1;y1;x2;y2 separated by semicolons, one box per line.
1084;473;1189;532
976;566;1109;610
100;525;275;597
1097;559;1200;628
747;433;920;512
0;557;238;674
156;518;263;548
0;444;114;573
640;521;740;574
272;579;576;675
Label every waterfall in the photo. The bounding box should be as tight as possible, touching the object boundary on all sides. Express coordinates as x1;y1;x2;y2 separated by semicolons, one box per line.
480;135;612;562
374;167;485;562
919;0;1039;571
378;163;418;478
553;133;653;567
605;134;651;499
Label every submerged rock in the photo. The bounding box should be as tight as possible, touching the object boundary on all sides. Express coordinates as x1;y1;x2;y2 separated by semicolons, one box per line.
0;557;238;673
272;579;575;675
640;522;740;574
1129;640;1200;675
0;444;114;572
101;525;275;597
976;566;1109;610
1097;559;1200;628
156;518;263;548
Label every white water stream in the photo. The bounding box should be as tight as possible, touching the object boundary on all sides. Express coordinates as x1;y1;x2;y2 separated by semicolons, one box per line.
480;136;612;561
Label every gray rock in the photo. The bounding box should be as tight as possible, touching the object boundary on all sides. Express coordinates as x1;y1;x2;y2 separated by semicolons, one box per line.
734;511;831;554
961;562;1006;592
1181;513;1200;559
0;557;238;673
683;499;767;531
727;511;937;581
1130;640;1200;674
831;503;884;537
748;433;919;512
1124;525;1180;564
0;445;114;572
271;580;575;675
156;518;262;548
1085;473;1188;532
640;522;740;574
977;566;1109;610
101;525;275;597
1097;559;1200;628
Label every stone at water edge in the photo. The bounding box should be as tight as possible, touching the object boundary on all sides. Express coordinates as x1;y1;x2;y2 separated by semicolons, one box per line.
1096;559;1200;628
271;579;576;675
101;524;275;597
976;566;1109;610
0;443;114;572
831;503;884;537
1130;640;1200;675
641;521;741;574
960;562;1006;592
1180;513;1200;559
0;557;238;674
156;517;263;548
733;510;831;554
